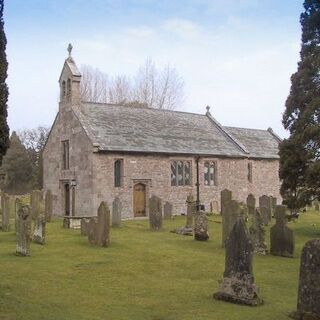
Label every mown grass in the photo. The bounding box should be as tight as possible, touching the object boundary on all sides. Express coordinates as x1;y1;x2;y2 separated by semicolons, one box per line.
0;211;319;320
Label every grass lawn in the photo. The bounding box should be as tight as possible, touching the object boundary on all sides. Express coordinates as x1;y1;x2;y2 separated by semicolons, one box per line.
0;211;319;320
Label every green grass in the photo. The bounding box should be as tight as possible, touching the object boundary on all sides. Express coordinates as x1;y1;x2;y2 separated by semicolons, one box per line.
0;212;319;320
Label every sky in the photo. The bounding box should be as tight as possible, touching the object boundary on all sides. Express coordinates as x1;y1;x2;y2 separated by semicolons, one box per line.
5;0;304;137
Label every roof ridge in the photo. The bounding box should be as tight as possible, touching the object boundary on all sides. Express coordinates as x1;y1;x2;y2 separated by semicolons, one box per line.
224;125;270;132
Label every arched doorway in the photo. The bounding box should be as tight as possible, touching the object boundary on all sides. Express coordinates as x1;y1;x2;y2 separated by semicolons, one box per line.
133;183;146;217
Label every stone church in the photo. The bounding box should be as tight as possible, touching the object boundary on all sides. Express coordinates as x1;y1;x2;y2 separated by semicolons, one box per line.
43;50;282;219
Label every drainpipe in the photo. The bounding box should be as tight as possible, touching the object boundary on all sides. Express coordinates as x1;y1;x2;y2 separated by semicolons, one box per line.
196;156;200;211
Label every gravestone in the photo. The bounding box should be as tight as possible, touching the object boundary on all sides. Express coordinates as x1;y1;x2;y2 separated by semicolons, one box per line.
88;217;98;245
270;205;294;258
112;197;122;227
194;212;209;241
33;216;46;245
149;195;162;231
270;196;277;217
45;190;53;222
81;218;90;236
163;201;173;220
314;200;320;211
172;194;195;235
259;195;272;225
96;201;111;247
210;200;219;214
30;190;43;221
1;193;10;231
249;209;267;255
246;194;256;216
15;197;21;233
16;206;32;256
213;216;263;306
221;189;239;248
290;239;320;320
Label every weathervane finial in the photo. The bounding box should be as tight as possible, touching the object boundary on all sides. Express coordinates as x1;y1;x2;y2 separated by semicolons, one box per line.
67;43;73;58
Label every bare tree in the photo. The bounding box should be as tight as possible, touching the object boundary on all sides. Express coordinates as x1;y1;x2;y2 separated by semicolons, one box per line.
80;58;184;110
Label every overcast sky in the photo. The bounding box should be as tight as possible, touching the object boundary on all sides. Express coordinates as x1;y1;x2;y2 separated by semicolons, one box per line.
5;0;303;137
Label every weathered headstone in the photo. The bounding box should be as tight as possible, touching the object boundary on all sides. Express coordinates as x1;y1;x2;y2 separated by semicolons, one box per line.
213;216;263;306
270;205;294;258
221;189;239;248
30;190;43;221
1;193;10;231
96;201;111;247
44;190;53;222
270;196;277;217
149;195;162;231
112;197;122;227
290;239;320;320
16;206;32;256
194;212;209;241
186;193;195;228
249;209;267;255
210;200;219;214
163;201;173;220
246;194;256;216
259;195;272;225
81;218;90;236
15;197;21;233
88;217;98;245
33;216;46;245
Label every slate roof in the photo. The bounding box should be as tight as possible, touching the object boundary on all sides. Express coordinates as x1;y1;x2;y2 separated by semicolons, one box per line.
73;103;280;159
223;126;280;159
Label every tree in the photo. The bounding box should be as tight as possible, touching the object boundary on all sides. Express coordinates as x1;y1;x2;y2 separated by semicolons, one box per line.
279;0;320;211
17;126;50;189
0;132;33;194
0;0;9;166
80;58;184;110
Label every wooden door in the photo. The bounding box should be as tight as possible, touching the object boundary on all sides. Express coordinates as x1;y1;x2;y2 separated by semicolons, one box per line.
134;183;146;217
65;184;70;216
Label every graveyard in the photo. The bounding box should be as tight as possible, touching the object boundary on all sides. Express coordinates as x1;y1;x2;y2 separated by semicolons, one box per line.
0;200;319;320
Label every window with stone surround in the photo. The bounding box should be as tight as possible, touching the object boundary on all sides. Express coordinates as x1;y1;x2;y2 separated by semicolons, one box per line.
62;140;69;170
114;159;123;187
248;162;253;183
171;160;191;186
204;161;217;186
61;80;66;100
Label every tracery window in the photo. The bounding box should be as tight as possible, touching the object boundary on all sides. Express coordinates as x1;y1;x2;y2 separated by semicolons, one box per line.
204;161;217;186
171;160;191;186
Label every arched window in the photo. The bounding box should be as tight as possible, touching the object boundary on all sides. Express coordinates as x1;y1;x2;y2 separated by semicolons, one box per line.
114;159;123;187
67;78;71;100
204;161;217;186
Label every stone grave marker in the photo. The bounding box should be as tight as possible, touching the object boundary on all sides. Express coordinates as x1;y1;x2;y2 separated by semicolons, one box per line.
96;201;111;247
246;194;255;216
314;200;320;211
15;197;21;233
81;218;90;236
16;206;32;256
210;200;219;214
213;216;263;306
290;239;320;320
33;216;46;245
163;201;173;220
1;193;10;231
221;189;239;248
249;208;267;255
112;197;122;227
270;205;294;258
45;190;53;222
194;211;209;241
30;190;43;221
259;195;272;225
149;195;162;231
88;217;98;245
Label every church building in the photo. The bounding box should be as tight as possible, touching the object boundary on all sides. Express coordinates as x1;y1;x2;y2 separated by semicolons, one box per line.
43;49;282;219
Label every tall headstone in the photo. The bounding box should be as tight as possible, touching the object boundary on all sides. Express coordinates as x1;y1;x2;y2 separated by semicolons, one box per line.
149;195;162;231
96;201;110;247
30;190;43;221
81;218;90;236
290;239;320;320
270;196;277;217
112;197;122;227
44;190;53;222
186;193;195;228
249;209;267;255
33;216;46;245
213;216;263;306
88;217;98;245
259;195;272;225
246;194;256;216
194;211;209;241
270;205;294;258
16;206;32;256
221;189;239;248
1;193;10;231
163;201;173;220
210;200;219;214
15;197;21;233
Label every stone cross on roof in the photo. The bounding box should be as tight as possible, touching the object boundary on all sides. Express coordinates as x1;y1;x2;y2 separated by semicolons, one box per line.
67;43;73;58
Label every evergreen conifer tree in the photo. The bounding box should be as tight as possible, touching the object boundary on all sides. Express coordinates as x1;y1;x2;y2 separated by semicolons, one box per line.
280;0;320;210
0;0;9;166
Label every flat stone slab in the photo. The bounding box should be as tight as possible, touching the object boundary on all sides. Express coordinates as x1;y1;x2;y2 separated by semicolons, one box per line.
171;227;193;236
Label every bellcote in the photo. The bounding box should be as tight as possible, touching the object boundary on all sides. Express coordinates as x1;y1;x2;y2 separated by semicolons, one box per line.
59;44;81;106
